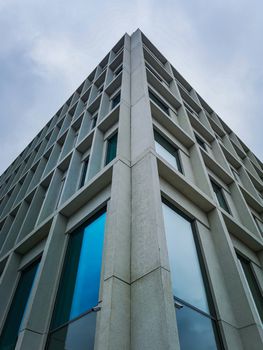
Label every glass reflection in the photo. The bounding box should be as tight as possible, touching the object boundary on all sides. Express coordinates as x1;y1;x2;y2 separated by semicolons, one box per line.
51;211;106;330
155;141;179;170
47;312;96;350
176;303;218;350
0;260;40;350
162;203;209;313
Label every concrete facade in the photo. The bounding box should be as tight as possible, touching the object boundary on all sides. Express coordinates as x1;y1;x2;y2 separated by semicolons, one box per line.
0;29;263;349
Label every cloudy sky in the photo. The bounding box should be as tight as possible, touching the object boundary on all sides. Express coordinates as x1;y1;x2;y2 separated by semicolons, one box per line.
0;0;262;174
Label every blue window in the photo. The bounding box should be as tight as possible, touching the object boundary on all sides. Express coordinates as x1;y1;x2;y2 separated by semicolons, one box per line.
0;259;40;350
162;201;221;349
46;209;107;350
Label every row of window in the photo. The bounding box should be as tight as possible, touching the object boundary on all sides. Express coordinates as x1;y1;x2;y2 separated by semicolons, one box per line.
1;201;262;349
154;128;263;235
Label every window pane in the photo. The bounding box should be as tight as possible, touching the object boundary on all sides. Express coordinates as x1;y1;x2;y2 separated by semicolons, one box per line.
162;203;209;313
237;255;263;323
176;303;218;350
105;133;117;165
195;135;206;150
47;312;96;350
149;90;169;115
211;180;230;213
111;93;120;109
51;211;107;330
79;157;89;189
154;132;181;172
0;260;39;350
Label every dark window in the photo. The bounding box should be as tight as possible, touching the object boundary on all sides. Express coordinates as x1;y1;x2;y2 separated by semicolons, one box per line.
237;254;263;323
105;133;118;165
0;259;40;350
111;93;120;109
195;134;206;150
98;85;104;94
154;131;182;172
91;114;98;130
149;90;169;115
210;179;230;213
114;65;122;77
162;202;221;349
46;210;107;350
79;157;89;189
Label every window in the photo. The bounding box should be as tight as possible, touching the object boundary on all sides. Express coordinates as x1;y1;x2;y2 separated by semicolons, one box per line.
154;130;182;172
111;93;120;109
231;167;240;183
114;65;122;77
146;63;167;85
237;254;263;323
162;202;221;349
97;85;104;94
252;214;263;235
55;171;67;209
105;133;118;165
149;90;169;116
210;179;230;213
90;114;98;130
46;210;107;350
0;259;40;350
195;134;206;151
79;156;89;189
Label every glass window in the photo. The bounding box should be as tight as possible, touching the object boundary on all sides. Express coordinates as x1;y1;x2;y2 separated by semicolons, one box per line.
55;171;67;209
47;210;107;350
237;254;263;323
210;179;230;214
114;65;122;77
231;167;240;183
0;259;40;350
162;202;220;350
79;156;89;189
195;134;206;151
149;90;169;115
105;133;118;165
154;131;182;172
111;93;120;109
90;114;98;130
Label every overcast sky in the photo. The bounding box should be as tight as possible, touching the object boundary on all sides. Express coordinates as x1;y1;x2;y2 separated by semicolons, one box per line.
0;0;262;175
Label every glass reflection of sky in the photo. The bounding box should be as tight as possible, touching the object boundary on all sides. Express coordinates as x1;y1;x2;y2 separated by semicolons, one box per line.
176;305;218;350
162;203;209;313
155;141;179;170
69;212;106;320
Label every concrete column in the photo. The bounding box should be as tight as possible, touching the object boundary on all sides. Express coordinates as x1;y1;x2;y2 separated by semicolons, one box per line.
208;209;263;349
130;30;179;350
16;214;68;349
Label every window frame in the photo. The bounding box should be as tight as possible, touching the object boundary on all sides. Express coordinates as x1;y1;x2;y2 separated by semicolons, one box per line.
236;252;263;323
46;207;107;346
148;89;170;116
154;129;183;173
210;178;231;214
162;198;224;349
195;133;207;151
110;90;121;110
104;130;118;166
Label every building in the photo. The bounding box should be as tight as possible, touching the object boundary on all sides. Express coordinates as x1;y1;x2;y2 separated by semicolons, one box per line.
0;29;263;350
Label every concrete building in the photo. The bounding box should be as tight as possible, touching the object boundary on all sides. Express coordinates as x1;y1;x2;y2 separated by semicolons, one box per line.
0;29;263;350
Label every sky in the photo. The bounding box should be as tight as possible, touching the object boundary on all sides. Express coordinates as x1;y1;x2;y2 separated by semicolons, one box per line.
0;0;262;175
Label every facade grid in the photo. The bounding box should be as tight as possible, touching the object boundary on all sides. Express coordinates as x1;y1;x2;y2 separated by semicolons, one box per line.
0;29;263;349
